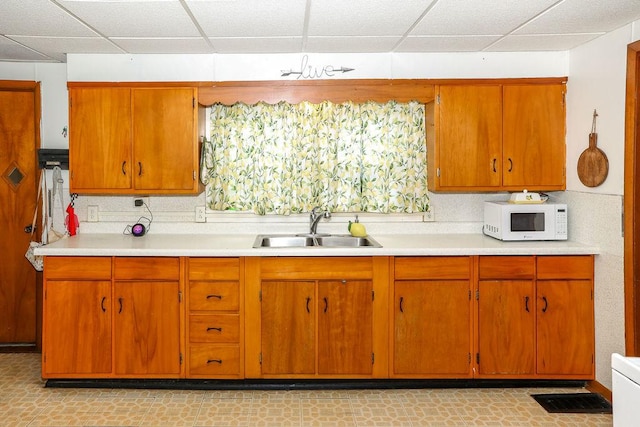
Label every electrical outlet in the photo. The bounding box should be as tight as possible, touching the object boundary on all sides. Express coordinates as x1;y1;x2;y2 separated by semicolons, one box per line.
423;206;435;222
195;206;206;223
87;205;99;222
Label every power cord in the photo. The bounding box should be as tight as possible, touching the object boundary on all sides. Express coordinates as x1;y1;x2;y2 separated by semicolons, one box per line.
123;200;153;236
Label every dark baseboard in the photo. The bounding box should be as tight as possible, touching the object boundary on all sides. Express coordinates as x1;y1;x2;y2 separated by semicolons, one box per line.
45;378;587;391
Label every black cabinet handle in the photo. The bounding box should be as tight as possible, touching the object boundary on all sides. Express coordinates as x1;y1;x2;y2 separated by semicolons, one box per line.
207;327;222;332
492;158;497;172
207;359;222;364
206;294;222;300
118;297;123;314
542;296;549;313
525;296;529;312
306;297;311;313
138;162;143;176
121;161;127;175
399;296;404;313
323;297;328;313
508;158;513;172
101;296;107;313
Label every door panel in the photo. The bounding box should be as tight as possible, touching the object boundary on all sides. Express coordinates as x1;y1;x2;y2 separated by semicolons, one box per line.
261;281;315;375
394;280;471;375
114;281;181;375
0;87;38;343
478;280;535;375
318;280;373;375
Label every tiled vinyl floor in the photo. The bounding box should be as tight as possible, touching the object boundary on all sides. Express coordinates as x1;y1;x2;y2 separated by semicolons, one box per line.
0;353;612;426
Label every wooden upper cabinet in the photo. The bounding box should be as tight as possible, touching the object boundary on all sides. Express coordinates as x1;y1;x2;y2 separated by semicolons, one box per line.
68;84;201;195
502;84;566;189
434;85;503;189
430;80;566;192
69;87;132;191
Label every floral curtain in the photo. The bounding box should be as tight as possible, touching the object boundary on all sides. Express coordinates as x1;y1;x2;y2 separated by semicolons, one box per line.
201;100;429;215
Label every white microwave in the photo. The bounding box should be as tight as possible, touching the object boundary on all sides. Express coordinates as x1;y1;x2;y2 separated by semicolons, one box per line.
483;201;568;241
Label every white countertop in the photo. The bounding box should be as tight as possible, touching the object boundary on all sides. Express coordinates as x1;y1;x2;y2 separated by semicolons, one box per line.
34;233;599;257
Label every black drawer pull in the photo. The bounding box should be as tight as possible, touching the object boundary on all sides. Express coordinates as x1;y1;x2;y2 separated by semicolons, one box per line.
207;327;222;332
206;294;223;300
399;296;404;313
207;359;222;364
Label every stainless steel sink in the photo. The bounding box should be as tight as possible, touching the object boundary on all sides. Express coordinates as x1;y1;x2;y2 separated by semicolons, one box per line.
253;234;382;248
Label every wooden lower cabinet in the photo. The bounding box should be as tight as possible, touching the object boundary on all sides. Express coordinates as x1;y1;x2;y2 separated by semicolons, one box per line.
245;257;388;378
42;256;182;379
186;257;244;379
477;255;594;379
392;257;473;377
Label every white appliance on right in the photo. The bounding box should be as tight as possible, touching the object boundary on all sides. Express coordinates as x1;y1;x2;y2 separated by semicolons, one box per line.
612;353;640;426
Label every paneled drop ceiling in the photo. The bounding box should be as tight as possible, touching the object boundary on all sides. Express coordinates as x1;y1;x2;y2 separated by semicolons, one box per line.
1;0;640;63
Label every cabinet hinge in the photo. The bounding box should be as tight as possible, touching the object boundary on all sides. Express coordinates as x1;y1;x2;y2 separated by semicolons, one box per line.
193;97;196;108
193;170;196;181
372;290;374;301
436;167;441;178
180;353;183;365
476;353;480;364
468;353;471;365
178;290;183;303
475;289;479;300
371;353;375;365
436;94;441;104
259;352;262;364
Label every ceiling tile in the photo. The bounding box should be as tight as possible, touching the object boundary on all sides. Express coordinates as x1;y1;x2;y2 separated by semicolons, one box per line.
0;0;98;37
209;37;303;54
515;0;640;34
8;35;123;61
110;38;214;54
411;0;559;36
307;0;436;37
306;36;401;53
0;35;53;61
486;34;604;51
58;0;200;37
396;35;501;52
186;0;307;37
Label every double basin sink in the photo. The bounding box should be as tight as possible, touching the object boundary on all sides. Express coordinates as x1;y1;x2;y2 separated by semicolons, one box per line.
253;234;382;248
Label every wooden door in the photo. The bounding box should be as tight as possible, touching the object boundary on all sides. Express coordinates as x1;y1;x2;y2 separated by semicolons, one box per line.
502;84;566;189
69;88;132;192
0;83;39;344
318;280;373;375
43;280;112;375
261;280;315;375
436;85;502;189
394;280;471;376
114;281;181;376
132;88;197;192
477;280;535;375
537;280;594;376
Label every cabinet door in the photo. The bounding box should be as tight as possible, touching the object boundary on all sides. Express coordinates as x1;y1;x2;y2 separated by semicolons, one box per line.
318;280;373;375
69;87;132;192
132;88;197;192
537;280;594;376
436;85;502;189
478;280;535;375
261;281;315;375
43;281;112;375
114;281;181;376
394;280;471;376
503;84;566;189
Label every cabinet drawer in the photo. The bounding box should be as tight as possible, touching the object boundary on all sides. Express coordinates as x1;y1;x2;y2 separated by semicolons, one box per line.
189;281;239;311
479;256;535;279
395;257;470;280
189;345;240;376
537;255;593;280
45;256;112;280
189;314;239;343
114;257;180;280
189;258;240;281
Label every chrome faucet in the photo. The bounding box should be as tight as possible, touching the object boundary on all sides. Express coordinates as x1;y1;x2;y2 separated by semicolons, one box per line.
309;207;331;235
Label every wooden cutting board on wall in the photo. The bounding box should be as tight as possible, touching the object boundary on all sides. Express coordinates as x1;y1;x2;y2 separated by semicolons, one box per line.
577;110;608;187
